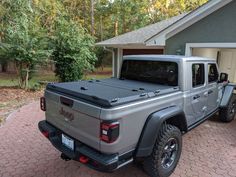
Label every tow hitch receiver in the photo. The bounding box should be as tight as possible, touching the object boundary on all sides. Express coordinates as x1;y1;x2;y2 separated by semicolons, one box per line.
61;153;71;161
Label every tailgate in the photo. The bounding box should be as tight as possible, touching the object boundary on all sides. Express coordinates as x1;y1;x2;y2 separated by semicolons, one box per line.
45;90;101;150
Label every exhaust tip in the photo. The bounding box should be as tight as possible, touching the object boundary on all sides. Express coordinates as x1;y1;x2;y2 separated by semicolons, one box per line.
61;153;71;161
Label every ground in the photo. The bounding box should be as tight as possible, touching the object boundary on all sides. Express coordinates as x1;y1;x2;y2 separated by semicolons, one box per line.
0;102;236;177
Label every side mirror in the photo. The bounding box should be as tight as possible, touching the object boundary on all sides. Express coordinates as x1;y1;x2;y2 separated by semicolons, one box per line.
219;73;228;83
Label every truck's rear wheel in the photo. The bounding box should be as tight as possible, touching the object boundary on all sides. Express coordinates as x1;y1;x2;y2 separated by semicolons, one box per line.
143;124;182;177
219;96;236;122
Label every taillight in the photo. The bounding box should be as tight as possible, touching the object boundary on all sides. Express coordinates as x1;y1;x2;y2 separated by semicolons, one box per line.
40;97;46;111
42;131;49;138
100;121;119;143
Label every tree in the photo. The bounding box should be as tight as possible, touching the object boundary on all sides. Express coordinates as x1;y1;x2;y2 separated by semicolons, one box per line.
147;0;208;22
0;0;51;89
91;0;95;36
52;18;97;82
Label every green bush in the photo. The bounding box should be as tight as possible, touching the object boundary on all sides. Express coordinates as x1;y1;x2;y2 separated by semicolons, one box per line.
29;82;41;91
52;19;97;82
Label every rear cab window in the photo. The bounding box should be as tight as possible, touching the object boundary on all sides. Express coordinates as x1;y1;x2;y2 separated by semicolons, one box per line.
120;60;178;86
208;63;219;83
192;64;205;88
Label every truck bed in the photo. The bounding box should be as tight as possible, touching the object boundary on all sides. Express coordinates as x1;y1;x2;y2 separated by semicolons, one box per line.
46;78;179;108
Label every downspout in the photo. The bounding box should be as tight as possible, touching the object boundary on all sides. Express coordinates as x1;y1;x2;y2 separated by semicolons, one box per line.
103;46;115;77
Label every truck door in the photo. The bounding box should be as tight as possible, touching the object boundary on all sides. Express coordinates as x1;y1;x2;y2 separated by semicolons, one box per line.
207;63;221;113
191;63;208;121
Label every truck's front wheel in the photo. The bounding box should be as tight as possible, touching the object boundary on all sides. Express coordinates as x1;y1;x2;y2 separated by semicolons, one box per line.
143;124;182;177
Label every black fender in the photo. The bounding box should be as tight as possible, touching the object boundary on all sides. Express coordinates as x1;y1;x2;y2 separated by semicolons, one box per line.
135;106;187;157
220;84;236;108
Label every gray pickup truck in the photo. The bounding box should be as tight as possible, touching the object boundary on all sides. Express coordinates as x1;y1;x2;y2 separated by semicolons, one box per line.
38;55;236;177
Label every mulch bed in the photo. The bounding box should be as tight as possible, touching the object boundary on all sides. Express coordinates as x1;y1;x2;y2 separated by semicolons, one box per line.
0;87;43;125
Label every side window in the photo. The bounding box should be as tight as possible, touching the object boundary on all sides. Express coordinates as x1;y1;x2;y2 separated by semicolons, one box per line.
208;64;219;83
192;64;205;88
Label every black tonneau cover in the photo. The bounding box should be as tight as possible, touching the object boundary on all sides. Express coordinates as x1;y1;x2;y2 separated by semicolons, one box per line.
46;78;179;108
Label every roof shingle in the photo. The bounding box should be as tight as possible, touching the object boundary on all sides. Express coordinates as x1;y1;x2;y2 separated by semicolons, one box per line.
96;13;187;46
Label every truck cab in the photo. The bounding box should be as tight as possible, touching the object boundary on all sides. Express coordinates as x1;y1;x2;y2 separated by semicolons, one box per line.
182;58;223;127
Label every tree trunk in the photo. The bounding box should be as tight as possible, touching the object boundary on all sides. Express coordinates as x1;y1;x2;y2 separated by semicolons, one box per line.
121;0;126;33
14;61;19;75
25;68;29;89
114;20;118;36
91;0;95;36
98;0;103;41
15;62;24;88
15;62;30;89
0;61;7;72
100;16;103;41
83;1;86;22
122;14;126;33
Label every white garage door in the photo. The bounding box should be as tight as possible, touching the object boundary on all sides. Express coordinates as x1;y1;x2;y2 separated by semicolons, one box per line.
192;48;236;83
219;49;236;82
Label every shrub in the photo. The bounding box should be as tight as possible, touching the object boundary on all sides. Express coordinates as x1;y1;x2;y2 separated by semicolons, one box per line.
52;19;97;82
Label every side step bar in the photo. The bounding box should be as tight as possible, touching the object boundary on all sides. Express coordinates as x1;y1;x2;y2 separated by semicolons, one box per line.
117;158;133;169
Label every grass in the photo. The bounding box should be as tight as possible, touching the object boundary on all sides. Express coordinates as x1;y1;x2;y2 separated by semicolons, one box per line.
0;67;112;88
0;73;18;87
0;72;58;88
93;67;112;73
84;66;112;80
83;74;111;80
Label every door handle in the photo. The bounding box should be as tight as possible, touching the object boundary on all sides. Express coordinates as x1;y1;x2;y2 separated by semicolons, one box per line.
193;95;200;100
208;90;213;94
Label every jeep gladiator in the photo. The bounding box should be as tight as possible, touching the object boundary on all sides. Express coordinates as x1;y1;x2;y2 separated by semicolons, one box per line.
38;55;236;177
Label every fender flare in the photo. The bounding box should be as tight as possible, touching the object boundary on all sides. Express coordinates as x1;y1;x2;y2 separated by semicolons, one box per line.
135;106;186;157
220;84;236;108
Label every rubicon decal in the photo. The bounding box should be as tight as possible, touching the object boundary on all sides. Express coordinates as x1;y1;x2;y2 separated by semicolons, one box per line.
59;107;74;122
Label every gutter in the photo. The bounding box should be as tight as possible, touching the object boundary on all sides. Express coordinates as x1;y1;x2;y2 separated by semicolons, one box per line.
103;47;115;77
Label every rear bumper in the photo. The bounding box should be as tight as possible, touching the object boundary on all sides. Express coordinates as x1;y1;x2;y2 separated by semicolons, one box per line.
38;120;131;172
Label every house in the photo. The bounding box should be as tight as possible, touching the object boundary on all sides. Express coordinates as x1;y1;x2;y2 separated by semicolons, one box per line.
96;0;236;82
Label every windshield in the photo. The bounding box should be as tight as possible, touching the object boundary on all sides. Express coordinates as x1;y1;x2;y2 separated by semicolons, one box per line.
120;60;178;86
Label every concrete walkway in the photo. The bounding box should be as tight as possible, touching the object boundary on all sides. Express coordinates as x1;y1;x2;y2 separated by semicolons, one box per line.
0;102;236;177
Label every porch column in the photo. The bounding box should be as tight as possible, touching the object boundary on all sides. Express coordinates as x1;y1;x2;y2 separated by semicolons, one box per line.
117;48;123;78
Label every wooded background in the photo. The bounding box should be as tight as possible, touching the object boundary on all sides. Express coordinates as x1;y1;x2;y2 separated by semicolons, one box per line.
58;0;208;40
0;0;208;88
0;0;208;45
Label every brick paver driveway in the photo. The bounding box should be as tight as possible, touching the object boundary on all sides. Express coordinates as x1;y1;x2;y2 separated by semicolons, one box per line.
0;102;236;177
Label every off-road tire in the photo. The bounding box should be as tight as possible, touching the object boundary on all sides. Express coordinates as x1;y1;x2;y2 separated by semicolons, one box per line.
143;124;182;177
219;96;236;122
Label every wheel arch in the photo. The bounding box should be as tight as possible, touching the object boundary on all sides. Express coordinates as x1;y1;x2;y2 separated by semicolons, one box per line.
220;85;235;108
135;106;187;158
